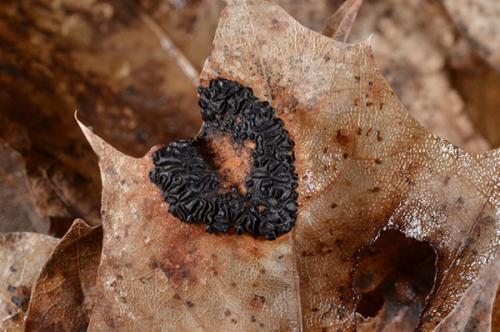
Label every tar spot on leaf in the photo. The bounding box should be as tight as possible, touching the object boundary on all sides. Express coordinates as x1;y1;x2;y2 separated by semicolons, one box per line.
150;79;298;240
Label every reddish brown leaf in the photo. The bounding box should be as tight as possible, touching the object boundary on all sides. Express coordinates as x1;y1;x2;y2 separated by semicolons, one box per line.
78;121;301;331
25;219;102;332
0;233;58;331
78;0;498;330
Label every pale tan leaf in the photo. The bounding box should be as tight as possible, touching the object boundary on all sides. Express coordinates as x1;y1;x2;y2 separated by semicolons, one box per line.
348;0;491;153
0;233;58;331
433;258;499;332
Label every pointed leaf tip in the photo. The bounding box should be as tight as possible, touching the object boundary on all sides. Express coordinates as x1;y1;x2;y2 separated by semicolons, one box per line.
75;113;124;161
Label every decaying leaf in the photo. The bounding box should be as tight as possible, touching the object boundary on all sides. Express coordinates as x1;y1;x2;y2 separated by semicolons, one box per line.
348;0;491;153
137;0;224;76
77;0;498;330
79;120;301;331
0;78;101;227
0;232;58;331
443;0;500;72
25;219;102;331
433;259;499;332
0;143;48;233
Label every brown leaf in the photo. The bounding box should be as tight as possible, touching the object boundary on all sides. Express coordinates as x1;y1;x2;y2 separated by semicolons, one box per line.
0;77;101;227
0;143;48;233
79;0;498;330
348;0;491;153
202;2;498;329
137;0;224;75
0;233;58;331
443;0;500;72
25;219;102;331
78;121;301;331
493;286;500;331
433;258;499;332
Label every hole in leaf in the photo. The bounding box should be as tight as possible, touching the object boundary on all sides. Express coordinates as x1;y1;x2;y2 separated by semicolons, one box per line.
356;291;385;318
354;230;436;327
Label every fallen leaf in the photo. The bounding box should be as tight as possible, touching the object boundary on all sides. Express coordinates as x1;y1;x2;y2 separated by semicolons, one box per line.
202;2;498;329
79;120;302;331
0;85;101;227
0;233;58;331
443;0;500;72
25;219;102;331
348;0;491;153
138;0;224;74
0;142;48;233
493;287;500;331
433;258;499;332
78;0;498;330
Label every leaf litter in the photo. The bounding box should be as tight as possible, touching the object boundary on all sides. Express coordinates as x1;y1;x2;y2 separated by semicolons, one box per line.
0;0;498;331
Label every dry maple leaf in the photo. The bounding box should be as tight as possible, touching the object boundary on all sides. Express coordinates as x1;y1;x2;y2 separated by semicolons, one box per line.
25;219;102;331
77;0;499;330
0;232;58;331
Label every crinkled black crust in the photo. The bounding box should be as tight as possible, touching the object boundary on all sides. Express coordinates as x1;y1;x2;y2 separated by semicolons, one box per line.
150;79;298;240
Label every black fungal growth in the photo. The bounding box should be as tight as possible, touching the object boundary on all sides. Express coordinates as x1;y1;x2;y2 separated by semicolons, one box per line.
149;79;298;240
